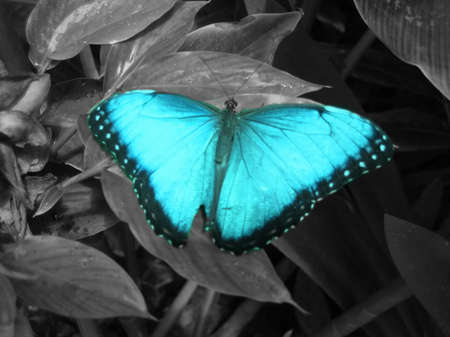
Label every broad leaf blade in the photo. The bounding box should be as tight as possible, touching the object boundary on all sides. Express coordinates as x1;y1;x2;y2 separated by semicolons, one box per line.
180;12;302;64
103;1;207;93
1;236;150;319
122;51;322;100
385;215;450;335
101;170;299;307
354;0;450;99
26;0;177;69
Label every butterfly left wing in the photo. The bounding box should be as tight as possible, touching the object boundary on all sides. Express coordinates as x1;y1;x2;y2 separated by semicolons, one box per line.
211;104;393;254
88;90;220;247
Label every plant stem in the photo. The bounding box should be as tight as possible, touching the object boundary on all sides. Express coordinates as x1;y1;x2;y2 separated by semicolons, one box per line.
212;258;297;337
77;319;101;337
309;279;412;337
194;288;216;337
151;280;198;337
342;29;376;79
61;157;112;188
80;46;100;80
120;317;148;337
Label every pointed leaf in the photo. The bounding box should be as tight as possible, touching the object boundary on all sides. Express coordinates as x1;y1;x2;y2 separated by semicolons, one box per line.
33;183;64;217
1;236;150;319
10;74;50;114
122;51;322;100
385;215;450;335
180;12;301;64
26;0;177;69
354;0;450;99
104;1;207;93
101;170;299;307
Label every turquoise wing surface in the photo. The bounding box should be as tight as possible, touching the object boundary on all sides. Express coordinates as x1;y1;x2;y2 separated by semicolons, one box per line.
211;104;393;254
88;90;220;246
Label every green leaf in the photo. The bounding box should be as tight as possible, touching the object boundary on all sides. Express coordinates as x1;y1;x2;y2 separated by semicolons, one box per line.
1;236;151;319
122;51;322;101
101;170;301;308
180;12;301;64
354;0;450;99
26;0;177;69
33;183;64;217
385;215;450;335
103;1;207;93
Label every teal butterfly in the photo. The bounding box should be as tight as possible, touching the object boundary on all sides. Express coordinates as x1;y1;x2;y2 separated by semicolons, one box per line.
88;89;393;254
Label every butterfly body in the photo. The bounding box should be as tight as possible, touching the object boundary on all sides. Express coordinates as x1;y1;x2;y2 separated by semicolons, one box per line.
88;90;393;254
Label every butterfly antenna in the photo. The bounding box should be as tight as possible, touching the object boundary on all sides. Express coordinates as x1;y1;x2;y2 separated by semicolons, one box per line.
197;55;233;101
231;60;266;98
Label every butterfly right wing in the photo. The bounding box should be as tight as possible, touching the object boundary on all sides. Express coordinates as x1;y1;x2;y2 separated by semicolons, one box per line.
88;90;220;246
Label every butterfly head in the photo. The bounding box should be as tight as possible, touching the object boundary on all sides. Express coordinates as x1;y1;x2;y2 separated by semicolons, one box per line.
224;98;238;113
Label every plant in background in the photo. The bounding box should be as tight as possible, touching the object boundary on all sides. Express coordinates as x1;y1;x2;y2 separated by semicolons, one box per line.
0;1;449;337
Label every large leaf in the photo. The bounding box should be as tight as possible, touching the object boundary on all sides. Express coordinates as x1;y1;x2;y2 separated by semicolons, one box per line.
385;215;450;335
122;51;322;101
101;170;300;308
354;0;450;99
26;0;177;69
275;165;421;337
103;1;207;93
0;236;150;319
180;12;301;64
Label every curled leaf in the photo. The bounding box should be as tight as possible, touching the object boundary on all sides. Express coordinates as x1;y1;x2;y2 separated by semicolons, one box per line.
0;110;50;173
33;183;63;217
180;12;302;64
10;74;50;115
26;0;177;69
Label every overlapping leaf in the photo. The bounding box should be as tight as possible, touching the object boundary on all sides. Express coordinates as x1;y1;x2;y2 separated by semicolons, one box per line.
180;12;301;64
26;0;177;69
103;1;207;93
101;170;300;308
385;215;450;335
122;51;322;101
0;236;150;319
354;0;450;99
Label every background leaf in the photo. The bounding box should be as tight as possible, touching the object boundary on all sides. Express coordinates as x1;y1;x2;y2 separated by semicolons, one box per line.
354;0;450;99
275;166;420;337
180;12;301;64
103;1;207;93
0;236;150;319
122;51;322;100
101;170;300;308
385;215;450;335
26;0;177;69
